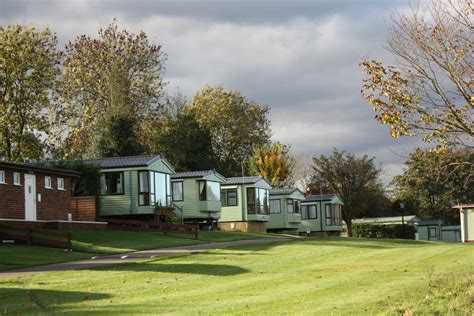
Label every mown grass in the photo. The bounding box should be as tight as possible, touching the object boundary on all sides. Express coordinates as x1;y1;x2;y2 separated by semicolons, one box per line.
0;244;93;271
71;230;282;254
0;230;282;271
1;238;472;315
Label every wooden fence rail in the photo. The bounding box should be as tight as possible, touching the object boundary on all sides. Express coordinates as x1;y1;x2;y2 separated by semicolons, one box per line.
96;218;199;239
0;224;71;251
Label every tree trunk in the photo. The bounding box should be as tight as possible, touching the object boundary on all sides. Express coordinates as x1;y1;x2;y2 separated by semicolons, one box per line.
347;219;353;237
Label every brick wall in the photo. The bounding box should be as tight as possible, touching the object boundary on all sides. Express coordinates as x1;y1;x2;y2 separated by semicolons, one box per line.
0;167;75;221
0;169;26;219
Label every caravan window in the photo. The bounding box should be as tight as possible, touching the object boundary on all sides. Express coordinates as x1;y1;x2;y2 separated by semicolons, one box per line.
100;172;123;195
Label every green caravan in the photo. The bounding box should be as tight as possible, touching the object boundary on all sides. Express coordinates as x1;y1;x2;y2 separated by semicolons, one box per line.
267;188;305;232
297;194;344;236
170;170;226;224
83;155;175;217
219;176;272;233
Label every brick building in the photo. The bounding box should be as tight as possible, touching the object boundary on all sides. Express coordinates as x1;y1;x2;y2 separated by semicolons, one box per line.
0;162;81;221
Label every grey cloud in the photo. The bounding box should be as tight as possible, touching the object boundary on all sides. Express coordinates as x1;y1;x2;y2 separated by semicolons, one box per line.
0;0;419;185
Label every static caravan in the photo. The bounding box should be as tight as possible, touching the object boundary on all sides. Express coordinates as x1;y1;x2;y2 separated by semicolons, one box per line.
170;170;226;224
297;194;344;236
453;204;474;243
83;155;175;218
267;188;304;232
417;219;443;241
441;225;461;243
219;176;272;233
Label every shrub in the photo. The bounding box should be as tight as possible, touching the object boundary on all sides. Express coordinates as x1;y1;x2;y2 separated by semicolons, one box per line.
353;223;416;239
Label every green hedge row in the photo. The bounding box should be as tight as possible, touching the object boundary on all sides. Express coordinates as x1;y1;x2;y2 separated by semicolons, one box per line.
352;223;416;239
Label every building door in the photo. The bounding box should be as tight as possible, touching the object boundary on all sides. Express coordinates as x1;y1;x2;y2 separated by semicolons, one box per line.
24;174;37;220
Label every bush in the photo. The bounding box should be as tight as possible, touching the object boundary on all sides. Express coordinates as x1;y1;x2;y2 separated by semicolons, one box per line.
353;223;416;239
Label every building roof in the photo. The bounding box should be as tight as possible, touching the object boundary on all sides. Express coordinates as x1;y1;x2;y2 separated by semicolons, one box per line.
224;176;270;185
81;155;164;169
270;188;304;196
171;170;226;182
441;225;461;231
1;161;81;177
352;215;420;224
304;194;338;202
418;219;443;226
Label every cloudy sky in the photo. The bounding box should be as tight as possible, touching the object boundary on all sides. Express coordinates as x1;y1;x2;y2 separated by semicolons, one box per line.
0;0;424;183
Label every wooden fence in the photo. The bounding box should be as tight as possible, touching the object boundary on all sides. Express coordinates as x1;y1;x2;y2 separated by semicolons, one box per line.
97;218;199;239
71;196;96;221
0;224;72;251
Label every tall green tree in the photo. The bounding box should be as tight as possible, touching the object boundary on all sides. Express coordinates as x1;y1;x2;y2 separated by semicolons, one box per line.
392;147;473;224
144;111;217;172
60;20;165;159
360;0;473;147
248;143;295;187
308;149;386;236
0;25;62;162
189;85;272;176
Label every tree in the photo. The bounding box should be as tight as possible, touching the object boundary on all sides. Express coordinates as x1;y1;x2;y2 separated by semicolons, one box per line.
144;111;218;172
188;85;272;176
0;25;62;162
287;155;314;193
248;143;295;187
60;20;165;159
360;0;473;147
308;149;386;236
392;147;473;224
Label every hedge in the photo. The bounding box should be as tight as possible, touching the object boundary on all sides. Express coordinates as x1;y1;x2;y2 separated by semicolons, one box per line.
352;223;416;239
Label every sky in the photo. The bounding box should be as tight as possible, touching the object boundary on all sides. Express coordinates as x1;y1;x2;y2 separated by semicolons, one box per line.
0;0;424;184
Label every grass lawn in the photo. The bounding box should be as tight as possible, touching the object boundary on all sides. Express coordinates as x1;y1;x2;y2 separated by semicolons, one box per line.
0;245;93;271
0;230;283;271
71;230;282;254
1;238;472;315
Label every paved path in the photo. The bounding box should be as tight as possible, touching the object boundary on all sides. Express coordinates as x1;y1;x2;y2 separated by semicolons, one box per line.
0;237;293;279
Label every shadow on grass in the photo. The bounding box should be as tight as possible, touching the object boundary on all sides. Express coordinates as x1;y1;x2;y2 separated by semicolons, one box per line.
0;288;111;312
104;262;249;276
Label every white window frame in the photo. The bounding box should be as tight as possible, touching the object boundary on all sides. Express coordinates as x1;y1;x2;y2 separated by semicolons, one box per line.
0;170;5;184
57;177;65;190
45;176;52;189
429;227;437;238
13;172;21;185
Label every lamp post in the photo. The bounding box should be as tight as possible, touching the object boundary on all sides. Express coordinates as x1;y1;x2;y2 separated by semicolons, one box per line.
399;202;405;226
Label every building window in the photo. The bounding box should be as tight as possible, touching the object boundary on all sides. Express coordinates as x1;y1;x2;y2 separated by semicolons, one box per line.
294;200;300;214
199;181;220;201
247;187;256;214
0;170;4;183
287;199;294;213
308;205;317;219
247;188;269;215
45;176;52;189
325;204;332;226
301;205;308;219
138;171;149;206
13;172;20;185
172;181;183;201
429;227;437;238
221;188;237;207
100;172;123;195
149;172;170;207
270;199;281;214
57;177;64;190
